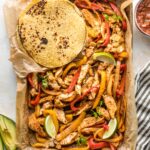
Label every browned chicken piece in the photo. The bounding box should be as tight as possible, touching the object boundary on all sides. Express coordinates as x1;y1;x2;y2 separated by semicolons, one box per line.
49;81;60;91
75;84;82;95
82;77;94;94
64;75;73;86
77;64;90;85
55;108;68;124
39;95;53;104
42;101;53;110
81;127;99;135
30;88;38;97
96;107;110;121
54;98;68;108
89;72;99;100
107;74;114;96
60;132;78;146
37;117;45;126
85;46;94;58
103;95;117;119
28;113;47;137
57;91;76;102
82;9;99;28
78;117;97;130
47;71;55;81
55;68;63;78
75;101;92;116
106;65;114;83
32;73;38;90
57;77;67;88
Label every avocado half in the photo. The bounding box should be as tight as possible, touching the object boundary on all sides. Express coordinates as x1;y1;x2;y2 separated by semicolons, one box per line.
0;114;17;150
17;0;87;68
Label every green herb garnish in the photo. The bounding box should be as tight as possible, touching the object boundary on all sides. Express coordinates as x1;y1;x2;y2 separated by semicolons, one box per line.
77;136;87;146
91;110;99;118
103;13;109;21
42;78;48;89
100;100;104;107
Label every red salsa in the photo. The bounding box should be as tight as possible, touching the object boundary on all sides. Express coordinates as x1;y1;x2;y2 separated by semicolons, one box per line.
136;0;150;35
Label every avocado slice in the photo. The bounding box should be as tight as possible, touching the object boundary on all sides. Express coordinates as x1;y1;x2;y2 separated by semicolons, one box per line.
0;114;17;150
0;135;4;150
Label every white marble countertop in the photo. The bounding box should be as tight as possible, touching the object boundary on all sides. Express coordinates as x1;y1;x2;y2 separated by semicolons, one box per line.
0;0;150;121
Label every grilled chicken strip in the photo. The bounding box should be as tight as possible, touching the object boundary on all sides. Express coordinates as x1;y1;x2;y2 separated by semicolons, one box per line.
60;132;78;146
55;108;68;124
103;95;117;119
28;113;47;137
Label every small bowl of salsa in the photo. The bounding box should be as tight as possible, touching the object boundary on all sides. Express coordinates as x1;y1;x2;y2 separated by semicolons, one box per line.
135;0;150;37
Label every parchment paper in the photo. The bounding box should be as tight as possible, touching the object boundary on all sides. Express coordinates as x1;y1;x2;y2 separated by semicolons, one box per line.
3;0;137;149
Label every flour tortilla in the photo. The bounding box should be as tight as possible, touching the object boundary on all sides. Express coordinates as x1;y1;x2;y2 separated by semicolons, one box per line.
17;0;87;68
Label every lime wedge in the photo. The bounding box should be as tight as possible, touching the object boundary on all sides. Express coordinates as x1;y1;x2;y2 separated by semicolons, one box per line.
93;52;116;66
102;118;117;139
45;115;56;138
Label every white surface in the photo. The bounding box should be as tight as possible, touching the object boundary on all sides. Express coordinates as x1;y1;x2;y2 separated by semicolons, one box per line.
0;0;150;121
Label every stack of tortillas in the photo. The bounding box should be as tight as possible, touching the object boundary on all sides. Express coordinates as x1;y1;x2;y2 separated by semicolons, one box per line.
17;0;87;68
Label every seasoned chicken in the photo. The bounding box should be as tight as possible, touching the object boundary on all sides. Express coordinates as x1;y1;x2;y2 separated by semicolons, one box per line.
75;101;92;116
89;72;99;100
39;95;53;104
75;84;82;95
42;102;53;109
60;132;78;145
85;46;94;58
77;64;90;85
28;114;47;137
55;68;63;78
57;91;76;102
96;107;110;120
47;71;55;81
57;77;67;88
81;127;99;135
82;76;94;94
54;99;68;108
103;95;117;118
78;117;97;130
30;88;38;97
82;9;99;28
32;73;38;90
55;108;68;124
49;81;60;91
64;75;73;86
106;65;114;83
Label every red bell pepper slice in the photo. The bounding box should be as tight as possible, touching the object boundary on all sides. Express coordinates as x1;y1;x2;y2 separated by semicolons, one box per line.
30;85;41;106
103;124;109;131
122;20;127;31
100;22;110;47
88;138;109;149
120;64;127;71
116;72;126;96
91;3;105;11
109;2;127;31
75;0;91;9
75;0;104;11
70;86;99;111
27;73;35;88
67;67;81;93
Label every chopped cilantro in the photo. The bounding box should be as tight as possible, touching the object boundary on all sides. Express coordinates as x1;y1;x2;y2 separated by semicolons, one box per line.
77;136;87;146
100;100;104;107
91;110;99;118
103;13;109;21
42;78;48;89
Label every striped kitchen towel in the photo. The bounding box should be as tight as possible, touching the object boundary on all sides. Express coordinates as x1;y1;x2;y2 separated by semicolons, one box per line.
135;61;150;150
